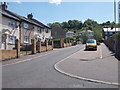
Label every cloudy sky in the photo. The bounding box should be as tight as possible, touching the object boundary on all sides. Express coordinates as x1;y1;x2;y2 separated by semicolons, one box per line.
7;1;118;25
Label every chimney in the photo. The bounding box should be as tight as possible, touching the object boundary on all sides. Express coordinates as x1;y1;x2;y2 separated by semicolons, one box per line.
27;13;33;19
2;2;7;10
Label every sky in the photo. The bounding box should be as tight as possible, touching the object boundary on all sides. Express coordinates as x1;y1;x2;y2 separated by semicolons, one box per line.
7;2;117;25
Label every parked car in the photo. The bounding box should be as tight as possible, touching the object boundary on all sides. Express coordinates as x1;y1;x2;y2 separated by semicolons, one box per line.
85;39;97;50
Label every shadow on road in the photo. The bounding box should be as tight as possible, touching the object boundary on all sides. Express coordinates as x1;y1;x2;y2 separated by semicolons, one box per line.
84;49;97;51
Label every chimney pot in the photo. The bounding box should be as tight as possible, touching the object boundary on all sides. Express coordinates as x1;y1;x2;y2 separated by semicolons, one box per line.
2;2;7;10
27;13;33;19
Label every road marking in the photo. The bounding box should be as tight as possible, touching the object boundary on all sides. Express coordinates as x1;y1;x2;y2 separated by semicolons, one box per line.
100;44;103;59
54;45;119;86
1;51;58;67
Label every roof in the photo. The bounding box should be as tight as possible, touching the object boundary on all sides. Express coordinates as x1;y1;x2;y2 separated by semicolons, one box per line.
31;18;51;29
1;9;46;28
66;31;74;34
103;28;120;32
1;9;20;21
78;30;93;34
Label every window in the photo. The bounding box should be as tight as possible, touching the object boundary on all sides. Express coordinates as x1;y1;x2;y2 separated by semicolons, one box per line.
40;29;42;33
8;21;16;28
24;23;29;29
9;36;16;44
45;29;49;33
2;35;6;43
109;32;113;35
24;36;30;43
37;28;40;33
105;32;108;35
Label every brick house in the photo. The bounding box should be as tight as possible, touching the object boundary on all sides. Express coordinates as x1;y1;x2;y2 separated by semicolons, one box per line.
51;26;66;39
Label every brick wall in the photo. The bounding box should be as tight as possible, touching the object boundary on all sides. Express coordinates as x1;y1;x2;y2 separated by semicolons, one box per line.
0;50;17;60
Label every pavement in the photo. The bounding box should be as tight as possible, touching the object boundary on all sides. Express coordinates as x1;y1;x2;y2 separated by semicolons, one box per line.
2;44;119;88
55;43;119;86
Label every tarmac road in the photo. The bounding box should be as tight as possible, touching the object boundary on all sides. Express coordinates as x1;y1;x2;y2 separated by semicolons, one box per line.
2;44;118;88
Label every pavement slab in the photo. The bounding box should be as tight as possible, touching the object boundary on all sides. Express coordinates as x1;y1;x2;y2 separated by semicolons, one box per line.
55;43;119;85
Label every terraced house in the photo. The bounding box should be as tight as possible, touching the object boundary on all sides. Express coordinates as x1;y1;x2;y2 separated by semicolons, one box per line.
0;2;20;50
0;2;51;50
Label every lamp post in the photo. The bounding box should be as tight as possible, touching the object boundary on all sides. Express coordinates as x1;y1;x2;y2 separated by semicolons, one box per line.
114;0;117;54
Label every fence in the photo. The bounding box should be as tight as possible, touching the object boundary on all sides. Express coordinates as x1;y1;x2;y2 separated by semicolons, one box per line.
0;39;53;61
104;34;120;60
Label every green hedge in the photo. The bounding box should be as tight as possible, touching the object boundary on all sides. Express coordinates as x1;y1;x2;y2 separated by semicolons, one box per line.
53;39;61;42
112;32;120;37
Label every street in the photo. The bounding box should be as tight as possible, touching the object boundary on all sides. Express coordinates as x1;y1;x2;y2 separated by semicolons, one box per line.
2;44;118;88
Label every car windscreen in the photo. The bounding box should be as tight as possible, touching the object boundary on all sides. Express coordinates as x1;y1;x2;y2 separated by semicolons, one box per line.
87;40;95;43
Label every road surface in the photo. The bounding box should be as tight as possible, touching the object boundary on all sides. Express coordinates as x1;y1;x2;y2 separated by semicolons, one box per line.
2;44;118;88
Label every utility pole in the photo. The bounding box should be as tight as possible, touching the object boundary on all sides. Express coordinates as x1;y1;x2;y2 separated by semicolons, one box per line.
114;0;117;54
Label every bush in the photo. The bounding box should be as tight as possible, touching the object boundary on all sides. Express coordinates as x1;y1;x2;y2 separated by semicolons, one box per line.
53;39;61;42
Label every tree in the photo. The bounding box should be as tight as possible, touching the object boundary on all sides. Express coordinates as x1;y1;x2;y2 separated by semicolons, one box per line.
48;22;61;27
82;32;88;44
61;22;69;29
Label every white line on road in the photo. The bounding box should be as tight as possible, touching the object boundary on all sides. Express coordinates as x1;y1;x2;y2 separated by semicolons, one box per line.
100;44;103;59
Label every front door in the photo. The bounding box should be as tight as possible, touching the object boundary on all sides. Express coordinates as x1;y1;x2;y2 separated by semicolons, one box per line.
1;34;7;49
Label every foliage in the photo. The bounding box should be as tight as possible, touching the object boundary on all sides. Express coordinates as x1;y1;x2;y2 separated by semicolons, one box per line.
112;32;120;37
66;37;76;40
82;32;88;44
49;19;119;42
53;39;61;42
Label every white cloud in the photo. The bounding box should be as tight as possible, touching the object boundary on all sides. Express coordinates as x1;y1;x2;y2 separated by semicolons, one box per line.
82;20;86;23
49;0;62;5
16;0;21;4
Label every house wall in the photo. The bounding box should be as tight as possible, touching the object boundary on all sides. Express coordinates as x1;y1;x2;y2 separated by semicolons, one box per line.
44;28;51;39
0;13;2;49
1;16;20;50
40;28;51;42
20;22;34;45
51;26;66;39
33;26;44;41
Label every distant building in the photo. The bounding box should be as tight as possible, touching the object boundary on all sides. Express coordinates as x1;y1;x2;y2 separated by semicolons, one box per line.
66;31;76;37
118;1;120;23
102;28;120;40
78;30;94;39
51;26;66;39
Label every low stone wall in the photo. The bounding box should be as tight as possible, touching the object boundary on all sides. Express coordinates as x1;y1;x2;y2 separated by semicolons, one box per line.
48;45;53;50
41;46;47;51
54;39;73;48
64;43;66;47
0;50;17;60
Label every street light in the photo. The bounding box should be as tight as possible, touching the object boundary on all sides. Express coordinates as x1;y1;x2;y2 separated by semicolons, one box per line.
114;0;117;54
